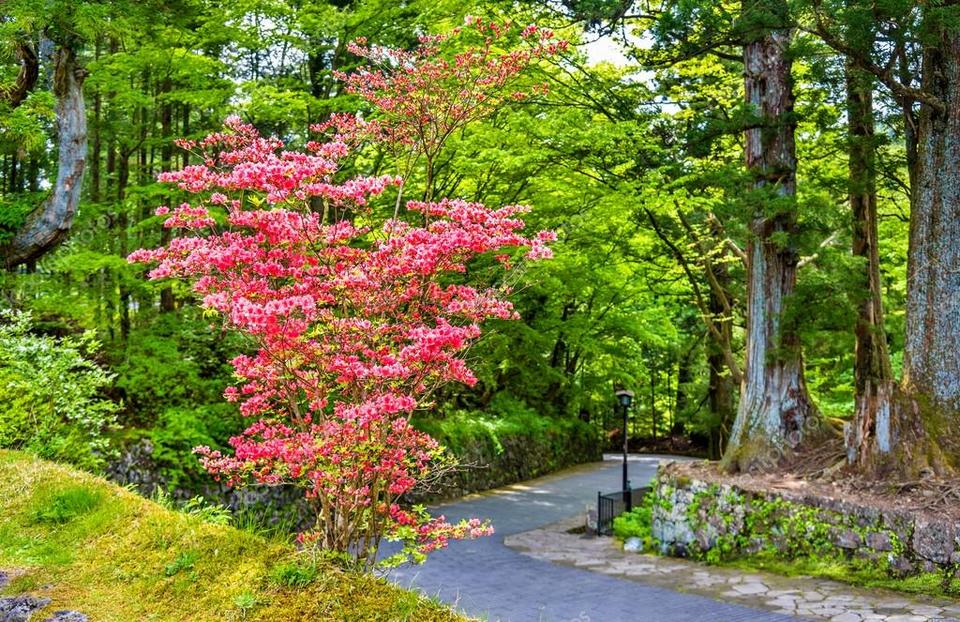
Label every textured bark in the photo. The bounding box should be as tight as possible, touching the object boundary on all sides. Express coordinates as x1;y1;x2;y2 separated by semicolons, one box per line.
2;45;86;268
896;10;960;474
844;62;897;470
723;10;819;472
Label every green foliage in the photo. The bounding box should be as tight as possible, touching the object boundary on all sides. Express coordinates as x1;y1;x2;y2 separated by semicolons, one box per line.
0;0;923;510
612;490;656;549
268;558;320;588
113;314;238;423
164;550;199;577
232;505;302;543
0;309;119;470
416;395;598;465
0;192;47;242
151;487;233;526
31;486;103;525
232;590;261;618
142;404;245;491
180;496;233;526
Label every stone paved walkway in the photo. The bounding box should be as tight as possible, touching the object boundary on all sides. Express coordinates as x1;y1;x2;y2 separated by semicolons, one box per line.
506;502;960;622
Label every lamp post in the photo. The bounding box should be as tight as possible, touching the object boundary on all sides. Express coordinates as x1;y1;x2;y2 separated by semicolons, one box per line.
615;388;634;510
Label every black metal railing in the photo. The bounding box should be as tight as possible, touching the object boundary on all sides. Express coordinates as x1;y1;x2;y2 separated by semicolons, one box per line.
597;486;649;536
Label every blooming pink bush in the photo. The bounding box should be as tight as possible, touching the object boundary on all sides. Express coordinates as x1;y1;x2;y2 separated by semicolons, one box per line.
130;20;560;569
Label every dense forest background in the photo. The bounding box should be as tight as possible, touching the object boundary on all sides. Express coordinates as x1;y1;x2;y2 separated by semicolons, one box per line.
0;0;932;493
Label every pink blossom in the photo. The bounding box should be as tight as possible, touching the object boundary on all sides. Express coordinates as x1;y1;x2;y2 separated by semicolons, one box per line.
131;23;557;569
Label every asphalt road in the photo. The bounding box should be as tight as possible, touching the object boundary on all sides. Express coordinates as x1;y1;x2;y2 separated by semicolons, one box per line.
387;455;806;622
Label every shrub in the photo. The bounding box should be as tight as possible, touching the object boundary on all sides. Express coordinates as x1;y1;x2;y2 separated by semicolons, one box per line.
130;22;563;571
113;313;237;424
0;309;118;470
145;404;245;491
612;491;655;550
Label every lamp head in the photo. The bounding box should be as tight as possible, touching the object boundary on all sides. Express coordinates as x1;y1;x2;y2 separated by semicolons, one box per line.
615;389;634;408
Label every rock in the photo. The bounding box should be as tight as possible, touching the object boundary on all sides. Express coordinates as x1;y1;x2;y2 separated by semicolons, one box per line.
913;518;953;564
889;555;915;578
585;508;597;533
0;595;51;622
44;613;87;622
866;532;892;552
835;529;862;549
732;582;768;595
623;537;644;553
882;510;914;544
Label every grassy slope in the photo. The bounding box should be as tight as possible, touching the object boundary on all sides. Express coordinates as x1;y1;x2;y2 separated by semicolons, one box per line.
0;450;464;622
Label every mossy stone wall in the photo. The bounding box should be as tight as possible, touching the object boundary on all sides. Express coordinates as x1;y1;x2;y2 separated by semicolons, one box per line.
651;462;959;579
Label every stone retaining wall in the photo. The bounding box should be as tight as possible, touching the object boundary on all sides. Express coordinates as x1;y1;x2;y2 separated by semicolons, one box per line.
108;424;602;509
651;462;959;578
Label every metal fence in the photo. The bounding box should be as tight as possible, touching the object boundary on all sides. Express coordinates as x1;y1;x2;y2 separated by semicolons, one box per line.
597;486;649;536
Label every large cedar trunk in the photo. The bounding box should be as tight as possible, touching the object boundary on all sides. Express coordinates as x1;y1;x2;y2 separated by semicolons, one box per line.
895;13;960;475
723;9;819;471
2;44;86;268
843;63;897;470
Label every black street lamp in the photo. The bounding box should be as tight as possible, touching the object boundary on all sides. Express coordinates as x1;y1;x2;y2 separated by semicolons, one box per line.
615;388;634;510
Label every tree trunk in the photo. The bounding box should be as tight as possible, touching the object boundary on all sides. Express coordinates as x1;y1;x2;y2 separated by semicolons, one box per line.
0;41;39;109
843;58;898;470
707;258;736;459
708;349;736;460
90;38;102;204
723;6;819;471
650;359;658;441
118;137;130;342
2;43;86;268
675;347;692;419
159;81;176;312
896;11;960;475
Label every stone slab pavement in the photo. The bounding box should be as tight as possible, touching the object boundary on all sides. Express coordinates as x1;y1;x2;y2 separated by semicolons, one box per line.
387;456;811;621
507;514;960;622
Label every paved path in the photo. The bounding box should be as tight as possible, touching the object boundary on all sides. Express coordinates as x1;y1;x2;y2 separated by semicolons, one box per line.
509;515;960;622
388;456;807;622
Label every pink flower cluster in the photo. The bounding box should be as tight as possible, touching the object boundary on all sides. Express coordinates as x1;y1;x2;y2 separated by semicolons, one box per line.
131;24;557;568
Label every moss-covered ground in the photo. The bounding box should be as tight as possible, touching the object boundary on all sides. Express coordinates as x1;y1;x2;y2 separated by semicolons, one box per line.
0;450;465;621
722;554;959;600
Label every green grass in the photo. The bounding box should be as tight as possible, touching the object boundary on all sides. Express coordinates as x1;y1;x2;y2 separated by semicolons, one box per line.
30;486;104;524
0;449;466;621
268;559;320;588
